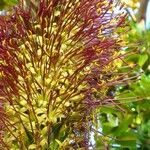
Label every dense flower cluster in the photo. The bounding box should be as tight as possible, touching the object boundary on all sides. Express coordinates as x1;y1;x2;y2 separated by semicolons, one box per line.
0;0;126;149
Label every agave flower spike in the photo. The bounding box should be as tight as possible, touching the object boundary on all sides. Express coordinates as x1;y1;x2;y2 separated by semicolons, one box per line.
0;0;127;149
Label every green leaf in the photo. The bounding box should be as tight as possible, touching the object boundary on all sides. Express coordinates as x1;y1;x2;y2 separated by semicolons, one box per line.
0;0;18;10
138;54;148;67
134;75;150;98
111;115;133;136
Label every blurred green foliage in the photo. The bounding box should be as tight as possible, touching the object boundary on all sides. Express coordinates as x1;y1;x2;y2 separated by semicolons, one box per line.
0;0;18;10
94;22;150;149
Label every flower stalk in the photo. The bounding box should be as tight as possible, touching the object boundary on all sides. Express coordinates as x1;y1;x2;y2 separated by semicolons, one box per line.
0;0;127;149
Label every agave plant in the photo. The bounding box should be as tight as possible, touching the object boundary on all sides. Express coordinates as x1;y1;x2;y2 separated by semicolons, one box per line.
0;0;127;149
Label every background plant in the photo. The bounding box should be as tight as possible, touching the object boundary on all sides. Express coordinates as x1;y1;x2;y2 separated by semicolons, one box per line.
94;1;150;149
0;0;18;10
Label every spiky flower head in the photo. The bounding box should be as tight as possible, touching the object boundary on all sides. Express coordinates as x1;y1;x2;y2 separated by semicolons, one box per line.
0;0;126;149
